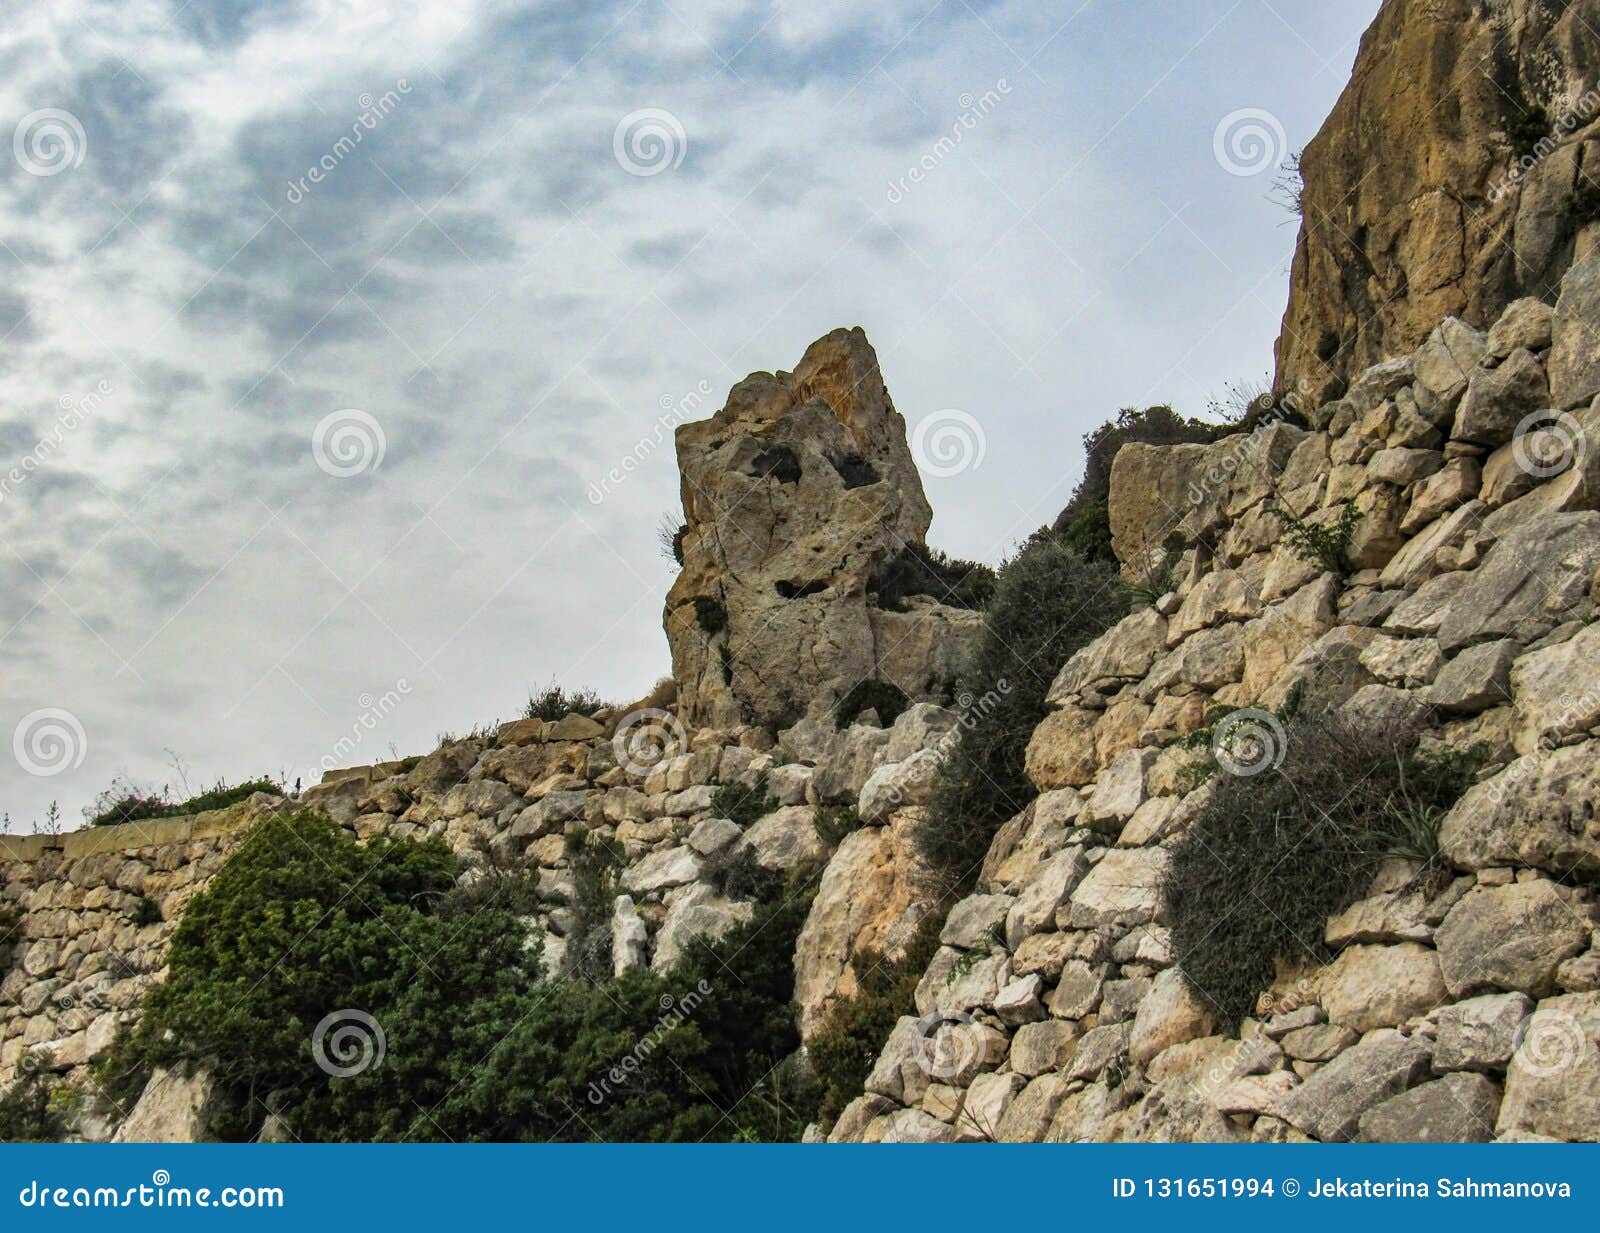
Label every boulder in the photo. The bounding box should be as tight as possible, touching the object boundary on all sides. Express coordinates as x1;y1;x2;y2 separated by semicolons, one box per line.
1434;992;1534;1072
857;749;941;823
1436;512;1600;653
1320;943;1447;1033
611;896;649;975
1274;1031;1433;1142
1454;348;1549;446
1129;969;1218;1066
1356;1072;1501;1142
620;846;703;894
650;884;753;971
113;1067;221;1143
1438;743;1600;876
1486;297;1554;361
1011;1019;1082;1077
1511;621;1600;751
1550;256;1600;408
1496;992;1600;1141
1024;707;1100;790
995;1073;1071;1142
1435;881;1589;998
733;805;827;871
1061;848;1170;929
1048;609;1168;700
1425;639;1517;714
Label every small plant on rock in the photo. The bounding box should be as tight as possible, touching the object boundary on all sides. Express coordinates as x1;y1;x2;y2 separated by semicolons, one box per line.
1274;504;1360;575
833;679;909;729
709;773;778;830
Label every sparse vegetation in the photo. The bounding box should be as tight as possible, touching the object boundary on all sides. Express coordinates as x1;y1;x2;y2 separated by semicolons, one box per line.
710;773;778;830
693;595;727;634
816;804;861;846
86;776;283;828
656;514;688;566
524;681;608;721
920;530;1130;880
1168;712;1484;1022
1508;102;1553;158
1274;504;1360;575
808;915;943;1129
0;1068;69;1142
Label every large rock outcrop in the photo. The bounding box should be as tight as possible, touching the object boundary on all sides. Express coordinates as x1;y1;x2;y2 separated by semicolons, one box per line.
664;328;976;729
1276;0;1600;401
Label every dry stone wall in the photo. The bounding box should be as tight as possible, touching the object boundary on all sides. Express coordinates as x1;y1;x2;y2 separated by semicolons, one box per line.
833;258;1600;1145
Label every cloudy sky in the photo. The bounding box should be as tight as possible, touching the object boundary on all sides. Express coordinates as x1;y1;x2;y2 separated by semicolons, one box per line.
0;0;1381;831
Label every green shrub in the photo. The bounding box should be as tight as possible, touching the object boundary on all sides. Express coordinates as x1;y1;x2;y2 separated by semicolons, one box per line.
808;915;943;1128
709;773;777;830
1275;504;1360;575
564;827;623;982
657;513;687;565
1168;713;1483;1022
99;808;820;1142
920;531;1129;879
0;1068;68;1142
131;896;162;927
86;777;283;828
816;804;861;846
1508;102;1552;158
833;679;909;729
525;682;607;721
869;543;996;611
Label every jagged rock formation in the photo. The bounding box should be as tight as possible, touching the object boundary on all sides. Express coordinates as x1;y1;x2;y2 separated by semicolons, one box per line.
834;263;1600;1143
664;327;978;729
1276;0;1600;401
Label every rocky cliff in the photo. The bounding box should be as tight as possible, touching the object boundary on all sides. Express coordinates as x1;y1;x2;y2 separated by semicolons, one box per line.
834;270;1600;1143
1276;0;1600;402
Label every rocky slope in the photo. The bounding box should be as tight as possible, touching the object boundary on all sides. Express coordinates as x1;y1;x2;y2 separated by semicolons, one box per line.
1276;0;1600;402
834;266;1600;1144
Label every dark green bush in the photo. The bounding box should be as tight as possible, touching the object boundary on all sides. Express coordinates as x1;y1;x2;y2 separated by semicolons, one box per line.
87;777;283;828
921;531;1130;879
1168;714;1484;1022
0;1068;67;1142
833;679;909;729
525;682;607;720
816;804;861;846
709;773;777;830
808;915;943;1128
1508;102;1552;158
99;808;820;1142
869;542;996;611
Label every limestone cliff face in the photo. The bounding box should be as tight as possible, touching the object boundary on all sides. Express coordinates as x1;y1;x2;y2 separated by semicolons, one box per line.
664;327;975;729
1276;0;1600;402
